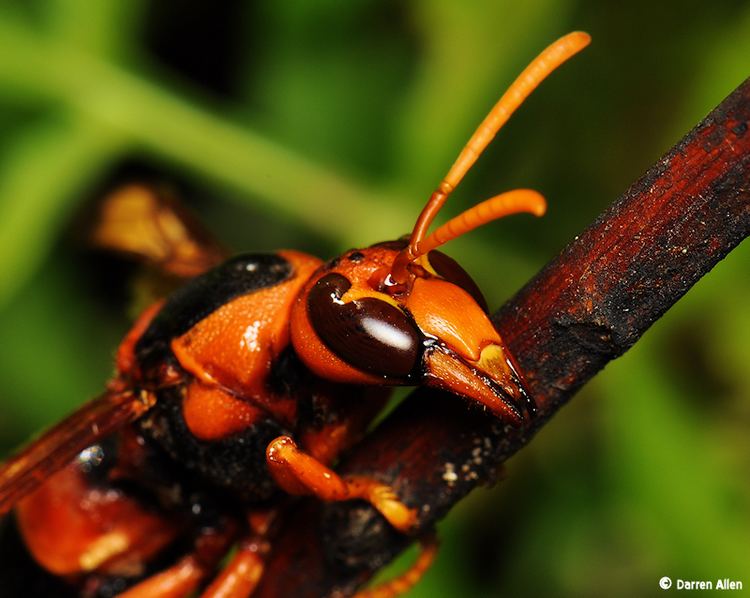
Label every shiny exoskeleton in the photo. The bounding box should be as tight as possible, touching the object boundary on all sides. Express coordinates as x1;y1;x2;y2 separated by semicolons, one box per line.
0;32;591;598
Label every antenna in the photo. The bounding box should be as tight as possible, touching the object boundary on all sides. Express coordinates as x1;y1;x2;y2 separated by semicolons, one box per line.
414;189;546;256
390;31;590;282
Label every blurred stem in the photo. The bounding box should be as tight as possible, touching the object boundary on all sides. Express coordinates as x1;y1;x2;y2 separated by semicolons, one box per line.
44;0;147;59
0;15;410;248
0;13;542;310
0;115;124;309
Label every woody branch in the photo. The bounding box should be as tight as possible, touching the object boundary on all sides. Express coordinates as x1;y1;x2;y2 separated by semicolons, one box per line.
254;78;750;597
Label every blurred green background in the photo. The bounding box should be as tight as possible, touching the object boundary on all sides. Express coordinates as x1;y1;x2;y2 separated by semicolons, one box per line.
0;0;748;596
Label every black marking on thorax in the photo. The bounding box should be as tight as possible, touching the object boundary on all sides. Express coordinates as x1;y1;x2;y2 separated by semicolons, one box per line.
135;253;292;371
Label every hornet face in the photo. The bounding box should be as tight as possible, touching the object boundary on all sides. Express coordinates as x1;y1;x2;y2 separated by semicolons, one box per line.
288;32;586;426
290;241;535;424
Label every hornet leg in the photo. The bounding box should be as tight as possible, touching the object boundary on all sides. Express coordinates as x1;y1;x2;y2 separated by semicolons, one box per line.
266;436;416;532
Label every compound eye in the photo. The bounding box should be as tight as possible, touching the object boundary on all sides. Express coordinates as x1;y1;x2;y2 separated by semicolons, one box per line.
307;273;423;379
427;251;489;312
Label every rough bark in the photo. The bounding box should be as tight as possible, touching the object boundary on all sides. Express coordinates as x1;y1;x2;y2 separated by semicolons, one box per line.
254;78;750;597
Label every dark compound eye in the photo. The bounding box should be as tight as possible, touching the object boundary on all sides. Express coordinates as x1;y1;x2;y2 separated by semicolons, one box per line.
307;273;423;379
427;251;489;313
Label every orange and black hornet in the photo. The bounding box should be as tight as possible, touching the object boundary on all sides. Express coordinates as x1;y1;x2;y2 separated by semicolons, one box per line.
0;32;590;598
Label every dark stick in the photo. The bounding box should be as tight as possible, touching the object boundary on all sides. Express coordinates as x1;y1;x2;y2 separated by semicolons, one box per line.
254;78;750;597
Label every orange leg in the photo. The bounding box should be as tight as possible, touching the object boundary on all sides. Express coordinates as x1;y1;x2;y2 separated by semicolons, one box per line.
354;536;439;598
119;526;235;598
118;554;205;598
199;509;277;598
199;540;265;598
266;436;416;533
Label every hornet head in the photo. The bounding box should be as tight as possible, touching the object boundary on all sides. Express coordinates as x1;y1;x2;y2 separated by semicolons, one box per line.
290;31;591;424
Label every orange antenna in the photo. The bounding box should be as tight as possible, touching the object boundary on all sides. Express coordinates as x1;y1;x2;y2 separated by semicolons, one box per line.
414;189;546;256
390;31;590;282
